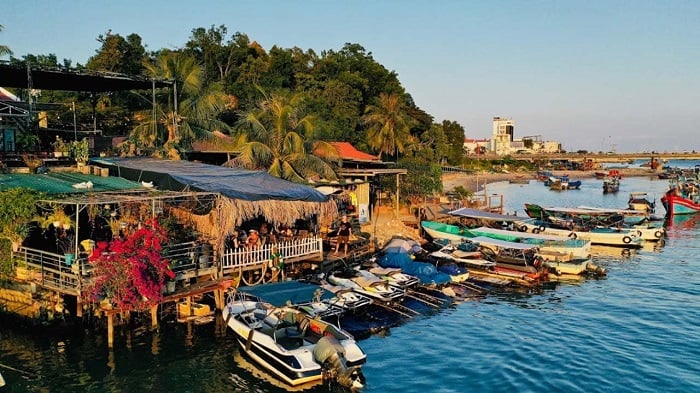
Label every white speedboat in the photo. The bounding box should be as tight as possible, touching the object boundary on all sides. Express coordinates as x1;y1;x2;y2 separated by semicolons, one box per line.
327;268;406;304
222;294;366;388
365;266;421;290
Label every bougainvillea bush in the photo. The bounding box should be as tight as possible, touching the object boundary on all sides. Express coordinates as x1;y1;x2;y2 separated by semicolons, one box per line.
84;218;174;311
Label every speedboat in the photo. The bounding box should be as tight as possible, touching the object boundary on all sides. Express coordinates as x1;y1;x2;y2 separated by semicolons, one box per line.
327;267;406;304
365;266;421;290
222;292;366;388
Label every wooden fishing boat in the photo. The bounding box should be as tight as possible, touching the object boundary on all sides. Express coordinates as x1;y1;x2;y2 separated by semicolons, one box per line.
628;192;656;214
661;181;700;216
222;293;366;388
421;221;591;259
521;221;643;248
602;176;620;193
548;175;581;190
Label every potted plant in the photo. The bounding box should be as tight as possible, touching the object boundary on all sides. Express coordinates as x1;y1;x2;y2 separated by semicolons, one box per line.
52;136;70;158
71;138;90;166
41;207;75;230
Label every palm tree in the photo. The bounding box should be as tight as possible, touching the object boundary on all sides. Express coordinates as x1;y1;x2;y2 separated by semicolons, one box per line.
363;92;415;161
227;89;339;183
0;25;12;57
130;51;233;157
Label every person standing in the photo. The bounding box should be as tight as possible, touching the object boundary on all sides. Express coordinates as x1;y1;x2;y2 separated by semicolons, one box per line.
334;215;352;256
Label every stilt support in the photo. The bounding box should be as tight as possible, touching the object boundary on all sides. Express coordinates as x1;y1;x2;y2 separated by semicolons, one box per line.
107;314;114;348
150;305;158;329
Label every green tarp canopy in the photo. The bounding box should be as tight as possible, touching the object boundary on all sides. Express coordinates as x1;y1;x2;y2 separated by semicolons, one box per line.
0;172;146;194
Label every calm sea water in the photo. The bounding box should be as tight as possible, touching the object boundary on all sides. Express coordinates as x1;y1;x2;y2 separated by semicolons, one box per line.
2;165;700;393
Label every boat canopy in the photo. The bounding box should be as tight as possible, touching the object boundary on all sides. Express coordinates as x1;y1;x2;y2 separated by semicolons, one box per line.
469;236;539;250
575;206;648;216
448;207;529;222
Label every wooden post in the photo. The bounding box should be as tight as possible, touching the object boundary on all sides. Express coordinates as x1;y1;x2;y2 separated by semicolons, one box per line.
395;173;400;218
214;289;223;311
150;305;158;329
76;296;83;318
107;314;114;348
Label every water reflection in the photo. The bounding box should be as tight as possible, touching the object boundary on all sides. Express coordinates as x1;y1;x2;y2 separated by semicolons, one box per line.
591;245;637;259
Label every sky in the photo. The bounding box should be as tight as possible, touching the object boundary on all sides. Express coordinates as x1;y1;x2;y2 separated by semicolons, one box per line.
3;0;699;153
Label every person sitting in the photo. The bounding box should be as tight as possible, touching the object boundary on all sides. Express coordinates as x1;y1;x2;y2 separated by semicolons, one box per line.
278;226;294;239
334;215;352;256
247;229;260;249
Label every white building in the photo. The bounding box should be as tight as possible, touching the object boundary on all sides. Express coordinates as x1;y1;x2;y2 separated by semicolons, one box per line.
490;117;515;155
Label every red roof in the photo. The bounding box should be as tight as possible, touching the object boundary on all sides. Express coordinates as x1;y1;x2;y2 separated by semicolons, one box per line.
330;142;379;162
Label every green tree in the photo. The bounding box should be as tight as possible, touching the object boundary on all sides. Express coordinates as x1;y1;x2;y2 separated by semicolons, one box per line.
363;92;415;160
130;51;233;157
86;31;147;75
229;89;339;182
442;120;467;166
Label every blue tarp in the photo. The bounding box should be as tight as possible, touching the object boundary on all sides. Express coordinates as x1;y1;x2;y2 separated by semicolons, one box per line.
238;281;332;306
377;253;452;285
90;157;329;202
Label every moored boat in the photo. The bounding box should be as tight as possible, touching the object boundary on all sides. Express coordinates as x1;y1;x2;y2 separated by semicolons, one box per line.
222;293;366;388
421;220;591;259
661;180;700;216
521;221;643;248
628;192;656;214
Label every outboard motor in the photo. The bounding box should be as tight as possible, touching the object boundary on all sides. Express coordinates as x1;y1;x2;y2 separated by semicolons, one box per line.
313;336;364;388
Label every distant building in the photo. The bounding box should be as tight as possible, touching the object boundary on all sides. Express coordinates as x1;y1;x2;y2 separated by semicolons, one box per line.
490;117;515;155
488;118;562;155
463;138;490;155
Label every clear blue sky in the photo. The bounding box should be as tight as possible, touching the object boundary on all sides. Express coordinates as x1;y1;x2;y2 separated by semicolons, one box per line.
3;0;699;153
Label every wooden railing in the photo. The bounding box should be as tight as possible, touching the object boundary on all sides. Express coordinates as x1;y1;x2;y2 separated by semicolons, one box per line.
220;236;323;270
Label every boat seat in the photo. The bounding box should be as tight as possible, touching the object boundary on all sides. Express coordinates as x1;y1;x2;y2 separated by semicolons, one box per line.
253;309;268;321
274;327;305;349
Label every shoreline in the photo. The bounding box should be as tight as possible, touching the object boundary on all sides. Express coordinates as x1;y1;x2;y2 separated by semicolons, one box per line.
442;167;661;193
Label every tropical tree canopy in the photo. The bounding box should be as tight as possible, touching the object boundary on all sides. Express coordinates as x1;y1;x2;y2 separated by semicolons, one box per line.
13;24;475;199
227;89;339;183
129;51;234;158
363;92;416;160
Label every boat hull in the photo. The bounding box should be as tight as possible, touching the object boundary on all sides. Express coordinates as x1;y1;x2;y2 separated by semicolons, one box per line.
661;192;700;216
422;221;591;259
524;223;643;248
223;301;365;387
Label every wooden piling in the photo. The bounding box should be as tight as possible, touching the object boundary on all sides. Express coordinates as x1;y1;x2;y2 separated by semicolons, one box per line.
107;314;114;348
150;305;158;329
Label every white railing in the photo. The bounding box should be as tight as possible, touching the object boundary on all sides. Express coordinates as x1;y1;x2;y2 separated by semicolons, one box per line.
220;236;323;269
